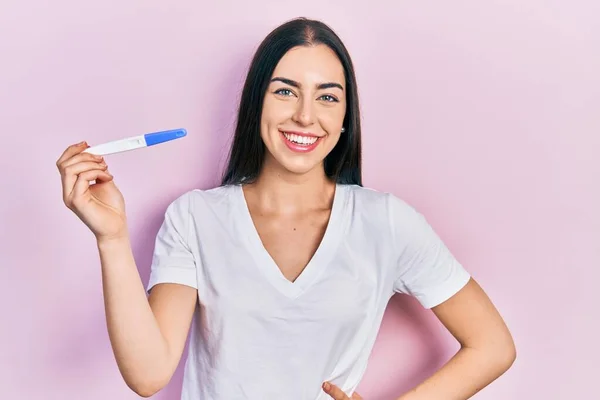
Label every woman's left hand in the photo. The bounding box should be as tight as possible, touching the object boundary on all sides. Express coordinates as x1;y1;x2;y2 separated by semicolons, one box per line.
322;382;363;399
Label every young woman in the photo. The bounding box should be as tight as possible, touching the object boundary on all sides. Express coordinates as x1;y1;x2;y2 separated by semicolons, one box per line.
56;17;515;400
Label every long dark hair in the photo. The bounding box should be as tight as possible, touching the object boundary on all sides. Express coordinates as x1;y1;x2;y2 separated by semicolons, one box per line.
221;17;362;186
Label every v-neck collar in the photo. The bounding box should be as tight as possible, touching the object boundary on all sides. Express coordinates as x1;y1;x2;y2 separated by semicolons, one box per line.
235;183;349;299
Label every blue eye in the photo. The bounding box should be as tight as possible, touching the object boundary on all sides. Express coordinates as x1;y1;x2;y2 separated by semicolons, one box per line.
320;95;339;103
274;88;294;96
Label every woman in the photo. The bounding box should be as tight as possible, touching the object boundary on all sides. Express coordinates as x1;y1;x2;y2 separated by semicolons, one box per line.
56;17;515;400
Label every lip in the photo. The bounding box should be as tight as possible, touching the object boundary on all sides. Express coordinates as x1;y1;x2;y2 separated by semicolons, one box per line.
279;130;323;153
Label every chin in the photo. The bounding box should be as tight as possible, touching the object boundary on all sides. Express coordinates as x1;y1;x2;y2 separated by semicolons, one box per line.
274;153;324;176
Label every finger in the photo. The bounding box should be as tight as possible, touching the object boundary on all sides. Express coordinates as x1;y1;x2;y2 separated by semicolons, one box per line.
56;141;89;168
70;169;113;205
62;161;108;203
60;153;104;192
322;382;349;400
60;152;104;171
351;392;363;400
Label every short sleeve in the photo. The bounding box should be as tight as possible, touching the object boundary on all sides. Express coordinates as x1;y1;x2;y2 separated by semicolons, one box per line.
146;192;198;293
389;195;470;309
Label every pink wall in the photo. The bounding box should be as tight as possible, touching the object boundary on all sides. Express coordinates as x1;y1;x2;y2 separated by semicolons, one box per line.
1;1;598;399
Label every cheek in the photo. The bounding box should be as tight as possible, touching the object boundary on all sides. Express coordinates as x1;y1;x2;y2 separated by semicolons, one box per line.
320;106;346;134
325;131;342;149
260;99;277;140
262;97;294;123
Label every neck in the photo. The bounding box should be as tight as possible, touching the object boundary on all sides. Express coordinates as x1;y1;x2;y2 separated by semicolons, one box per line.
244;156;336;214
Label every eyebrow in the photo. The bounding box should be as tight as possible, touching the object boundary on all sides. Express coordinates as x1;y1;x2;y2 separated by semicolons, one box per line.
270;76;344;91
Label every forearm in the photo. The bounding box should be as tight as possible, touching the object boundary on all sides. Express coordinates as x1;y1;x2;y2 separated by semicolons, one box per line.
397;345;515;400
97;235;169;395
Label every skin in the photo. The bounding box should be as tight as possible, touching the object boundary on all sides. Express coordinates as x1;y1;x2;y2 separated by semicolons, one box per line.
242;44;347;283
56;43;515;399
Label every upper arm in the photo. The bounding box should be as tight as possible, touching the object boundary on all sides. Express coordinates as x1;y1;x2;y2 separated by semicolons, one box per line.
145;192;200;378
388;194;515;362
148;283;197;376
432;278;516;364
390;195;471;309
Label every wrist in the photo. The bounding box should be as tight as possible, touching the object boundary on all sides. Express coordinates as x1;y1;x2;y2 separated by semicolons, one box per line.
96;232;131;249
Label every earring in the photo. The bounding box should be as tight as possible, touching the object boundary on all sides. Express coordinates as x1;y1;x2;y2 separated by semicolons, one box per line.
341;127;346;133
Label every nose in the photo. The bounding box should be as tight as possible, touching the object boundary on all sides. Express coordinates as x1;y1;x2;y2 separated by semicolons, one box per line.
291;97;315;127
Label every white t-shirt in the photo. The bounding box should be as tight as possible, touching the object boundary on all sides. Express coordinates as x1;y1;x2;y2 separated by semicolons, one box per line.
147;183;470;400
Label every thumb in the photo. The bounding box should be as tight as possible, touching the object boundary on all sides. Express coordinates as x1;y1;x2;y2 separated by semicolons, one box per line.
322;381;349;399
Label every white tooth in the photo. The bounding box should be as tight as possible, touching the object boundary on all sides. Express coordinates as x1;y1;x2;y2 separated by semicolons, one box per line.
284;132;318;145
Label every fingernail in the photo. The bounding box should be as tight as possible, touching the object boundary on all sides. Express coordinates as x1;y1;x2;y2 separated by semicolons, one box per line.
323;382;331;391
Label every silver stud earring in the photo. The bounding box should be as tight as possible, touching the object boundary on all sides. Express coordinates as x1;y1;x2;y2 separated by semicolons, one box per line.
341;127;346;133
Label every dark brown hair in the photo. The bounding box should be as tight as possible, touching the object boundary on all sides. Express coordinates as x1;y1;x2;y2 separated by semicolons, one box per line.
221;17;362;186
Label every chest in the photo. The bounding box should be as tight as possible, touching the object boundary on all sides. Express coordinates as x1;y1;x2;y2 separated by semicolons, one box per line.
250;210;331;282
190;199;395;321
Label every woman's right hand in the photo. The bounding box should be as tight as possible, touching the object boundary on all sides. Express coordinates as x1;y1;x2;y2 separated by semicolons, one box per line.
57;141;128;241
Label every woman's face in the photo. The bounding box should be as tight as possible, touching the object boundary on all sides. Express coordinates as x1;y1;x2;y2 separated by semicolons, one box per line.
260;44;347;177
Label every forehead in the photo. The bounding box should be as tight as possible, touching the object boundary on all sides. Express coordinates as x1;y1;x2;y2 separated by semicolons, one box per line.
272;44;345;87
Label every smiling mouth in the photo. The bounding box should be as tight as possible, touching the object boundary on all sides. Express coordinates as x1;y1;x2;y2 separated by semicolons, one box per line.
279;130;323;153
281;131;319;145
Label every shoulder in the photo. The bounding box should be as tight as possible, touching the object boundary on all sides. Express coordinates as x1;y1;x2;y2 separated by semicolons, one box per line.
344;184;428;238
163;184;239;217
344;184;418;219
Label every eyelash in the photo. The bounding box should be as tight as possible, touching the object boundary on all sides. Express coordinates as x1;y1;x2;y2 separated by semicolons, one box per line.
320;94;339;103
273;88;339;103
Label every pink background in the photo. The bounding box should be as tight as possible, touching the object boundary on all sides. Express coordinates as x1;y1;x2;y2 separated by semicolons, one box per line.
1;1;598;399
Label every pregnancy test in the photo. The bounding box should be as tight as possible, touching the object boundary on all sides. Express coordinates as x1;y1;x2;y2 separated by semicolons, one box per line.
84;128;187;156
